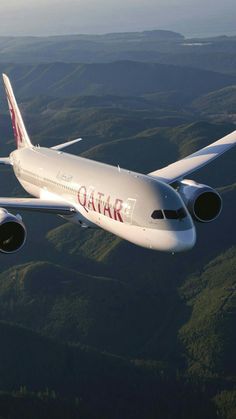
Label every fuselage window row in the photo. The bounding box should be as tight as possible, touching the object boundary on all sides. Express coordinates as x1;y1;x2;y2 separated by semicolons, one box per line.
20;168;77;196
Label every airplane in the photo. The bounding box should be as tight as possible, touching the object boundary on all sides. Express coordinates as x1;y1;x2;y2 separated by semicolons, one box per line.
0;73;235;254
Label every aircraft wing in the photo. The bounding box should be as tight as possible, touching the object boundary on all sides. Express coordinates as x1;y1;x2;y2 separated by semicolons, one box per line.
0;158;11;165
0;198;76;214
51;138;82;151
148;130;236;183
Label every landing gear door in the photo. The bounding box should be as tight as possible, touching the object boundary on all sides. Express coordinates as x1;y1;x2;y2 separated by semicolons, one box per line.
123;198;136;225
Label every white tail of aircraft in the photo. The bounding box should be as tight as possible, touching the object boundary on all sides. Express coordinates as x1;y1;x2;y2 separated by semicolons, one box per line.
2;74;32;149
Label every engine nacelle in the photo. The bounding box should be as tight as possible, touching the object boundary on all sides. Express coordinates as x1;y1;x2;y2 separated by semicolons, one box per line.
0;209;26;253
177;179;222;223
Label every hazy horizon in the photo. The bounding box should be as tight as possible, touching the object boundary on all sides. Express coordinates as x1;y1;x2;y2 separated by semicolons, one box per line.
0;0;235;38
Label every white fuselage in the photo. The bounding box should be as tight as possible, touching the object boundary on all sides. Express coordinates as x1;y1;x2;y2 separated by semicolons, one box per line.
10;146;196;252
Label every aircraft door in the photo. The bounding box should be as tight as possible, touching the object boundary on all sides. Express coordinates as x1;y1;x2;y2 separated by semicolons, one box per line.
123;198;136;224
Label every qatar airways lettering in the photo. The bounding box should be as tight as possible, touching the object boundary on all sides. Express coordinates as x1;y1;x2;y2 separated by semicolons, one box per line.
78;186;124;222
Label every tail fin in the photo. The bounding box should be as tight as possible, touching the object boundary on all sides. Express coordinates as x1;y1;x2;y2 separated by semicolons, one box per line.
2;74;32;149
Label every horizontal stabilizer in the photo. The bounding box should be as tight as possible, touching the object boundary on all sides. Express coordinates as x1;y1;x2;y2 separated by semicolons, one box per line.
51;138;82;151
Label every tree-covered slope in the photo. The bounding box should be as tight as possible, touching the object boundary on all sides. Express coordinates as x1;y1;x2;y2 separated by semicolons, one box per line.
0;31;236;76
0;61;234;101
0;321;219;419
180;247;236;379
0;261;159;355
192;85;236;115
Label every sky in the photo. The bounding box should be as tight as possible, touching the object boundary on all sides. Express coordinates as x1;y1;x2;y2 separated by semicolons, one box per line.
0;0;235;37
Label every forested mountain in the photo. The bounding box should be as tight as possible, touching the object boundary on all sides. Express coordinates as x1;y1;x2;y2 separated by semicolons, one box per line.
0;61;234;102
0;31;236;75
0;30;235;419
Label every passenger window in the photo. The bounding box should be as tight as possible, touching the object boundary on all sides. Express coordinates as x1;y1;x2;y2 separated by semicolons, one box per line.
151;210;164;219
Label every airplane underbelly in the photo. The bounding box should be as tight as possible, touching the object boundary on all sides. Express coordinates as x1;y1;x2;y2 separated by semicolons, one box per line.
19;179;40;198
89;210;150;247
88;211;195;252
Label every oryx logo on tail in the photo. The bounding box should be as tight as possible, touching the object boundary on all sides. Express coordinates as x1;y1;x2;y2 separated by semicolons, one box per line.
3;74;32;149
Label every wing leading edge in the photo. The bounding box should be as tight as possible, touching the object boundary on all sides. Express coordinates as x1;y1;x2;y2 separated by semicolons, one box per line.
0;198;76;215
51;137;82;151
0;158;11;165
148;130;236;183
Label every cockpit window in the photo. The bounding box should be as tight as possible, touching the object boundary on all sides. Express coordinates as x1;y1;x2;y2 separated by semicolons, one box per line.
177;207;187;219
164;207;187;220
151;208;187;220
151;210;164;219
164;210;179;219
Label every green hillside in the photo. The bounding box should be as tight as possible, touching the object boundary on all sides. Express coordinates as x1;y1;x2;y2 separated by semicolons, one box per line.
47;223;121;261
0;61;234;101
0;261;160;355
0;31;236;75
192;85;236;115
157;51;236;75
180;247;236;378
0;30;184;63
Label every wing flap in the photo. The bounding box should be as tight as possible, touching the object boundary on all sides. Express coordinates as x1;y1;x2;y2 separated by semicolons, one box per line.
148;130;236;183
0;198;76;215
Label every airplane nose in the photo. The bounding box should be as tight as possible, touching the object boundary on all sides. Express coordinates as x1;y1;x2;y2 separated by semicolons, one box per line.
172;227;196;252
150;227;196;252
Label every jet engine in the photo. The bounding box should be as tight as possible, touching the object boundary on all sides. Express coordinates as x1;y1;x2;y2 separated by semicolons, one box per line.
0;209;26;253
177;179;222;223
